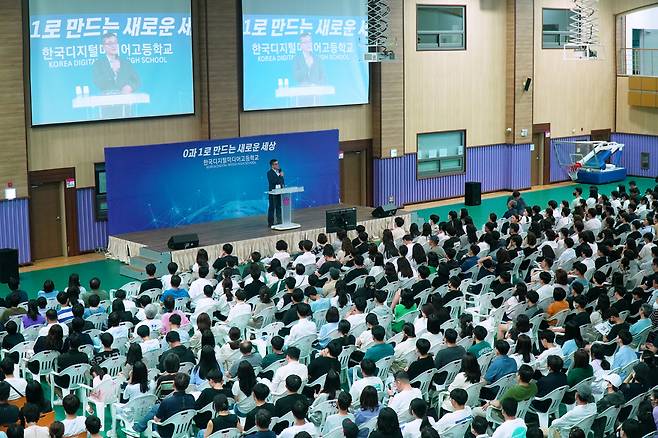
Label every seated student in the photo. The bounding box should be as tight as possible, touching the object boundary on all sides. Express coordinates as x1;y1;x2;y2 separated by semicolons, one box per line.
322;391;355;435
278;400;315;438
158;331;196;372
363;325;394;364
434;328;466;371
82;294;106;320
484;365;537;422
0;381;19;427
140;263;163;293
85;415;102;438
80;277;109;307
491;398;527;438
91;333;119;367
434;388;473;434
0;357;26;400
533;356;567;412
1;321;24;355
37;280;58;300
387;371;422;422
164;314;190;349
307;341;341;384
407;339;434;382
259;336;286;379
61;394;86;437
460;245;481;273
4;277;27;306
1;293;26;323
228;341;262;378
248;409;276;438
482;340;517;400
203;394;242;436
160;262;179;292
273;376;306;432
22;402;49;438
64;318;93;351
243;383;276;432
160;275;189;303
150;373;195;438
603;308;631;342
468;325;492;359
193;368;232;428
24;380;52;415
54;335;89;388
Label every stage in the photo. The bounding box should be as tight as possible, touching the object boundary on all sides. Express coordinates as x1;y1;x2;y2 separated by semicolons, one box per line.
107;204;411;271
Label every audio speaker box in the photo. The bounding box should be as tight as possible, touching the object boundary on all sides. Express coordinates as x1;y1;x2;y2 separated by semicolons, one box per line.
372;203;398;218
167;234;199;250
465;182;482;206
0;248;19;284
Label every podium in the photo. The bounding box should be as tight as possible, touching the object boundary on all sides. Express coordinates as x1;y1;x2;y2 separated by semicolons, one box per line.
266;186;304;231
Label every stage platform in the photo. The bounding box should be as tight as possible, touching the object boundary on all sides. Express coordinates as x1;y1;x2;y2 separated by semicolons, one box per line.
107;204;412;277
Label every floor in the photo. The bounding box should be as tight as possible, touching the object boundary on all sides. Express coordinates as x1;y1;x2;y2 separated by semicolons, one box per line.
7;176;655;301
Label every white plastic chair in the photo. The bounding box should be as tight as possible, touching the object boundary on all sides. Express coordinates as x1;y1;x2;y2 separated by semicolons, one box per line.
527;385;568;428
435;359;462;389
409;368;436;400
25;350;59;381
99;355;126;377
375;355;395;382
550;412;596;438
81;376;121;429
481;373;516;402
85;313;108;330
146;408;196;438
477;350;495;375
21;324;44;342
48;363;91;407
78;344;95;361
207;428;240;438
111;393;158;438
309;398;338;427
596;406;620;438
440;419;472;438
1;340;34;366
289;333;317;364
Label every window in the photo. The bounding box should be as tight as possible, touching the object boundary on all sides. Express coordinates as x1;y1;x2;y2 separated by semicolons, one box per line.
417;131;465;178
542;8;574;48
416;5;465;51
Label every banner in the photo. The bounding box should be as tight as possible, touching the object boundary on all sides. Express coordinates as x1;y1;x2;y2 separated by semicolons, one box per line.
28;0;194;126
105;130;340;235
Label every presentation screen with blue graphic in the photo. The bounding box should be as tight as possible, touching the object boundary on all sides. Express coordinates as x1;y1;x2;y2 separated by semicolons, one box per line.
28;0;194;126
242;0;369;111
105;130;340;235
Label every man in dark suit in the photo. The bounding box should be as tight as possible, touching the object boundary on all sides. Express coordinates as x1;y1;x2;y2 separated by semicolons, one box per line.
267;159;285;227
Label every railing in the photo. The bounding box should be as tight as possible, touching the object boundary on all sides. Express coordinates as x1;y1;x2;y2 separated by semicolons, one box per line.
417;30;464;50
617;48;658;77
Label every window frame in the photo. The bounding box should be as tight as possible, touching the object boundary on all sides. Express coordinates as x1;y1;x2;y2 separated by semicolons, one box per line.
416;4;467;52
415;129;467;180
542;7;574;50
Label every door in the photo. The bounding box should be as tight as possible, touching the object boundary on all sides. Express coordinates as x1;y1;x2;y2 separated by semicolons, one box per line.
340;151;366;205
30;182;64;260
531;133;545;186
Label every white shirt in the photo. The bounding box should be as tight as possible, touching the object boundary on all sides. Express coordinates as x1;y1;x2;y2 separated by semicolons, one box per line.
420;332;443;350
349;376;384;402
135;319;162;336
537;284;554;303
640;242;656;260
5;376;27;400
392;227;405;241
582;257;595;272
279;422;316;438
492;418;526;438
139;339;161;354
270;361;308;395
388;387;423;418
556;216;570;230
557;248;576;267
38;322;69;337
403;417;437;438
434;407;472;434
571;197;582;210
536;345;562;375
188;278;212;302
226;302;251;322
584;217;602;231
286;318;317;346
347;313;367;328
265;251;291;268
161;274;174;292
294;252;317;267
61;416;87;437
550;402;596;432
394;338;417;360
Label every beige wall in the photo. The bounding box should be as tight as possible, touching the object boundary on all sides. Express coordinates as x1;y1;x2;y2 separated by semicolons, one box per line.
404;0;507;152
614;1;658;134
533;0;615;138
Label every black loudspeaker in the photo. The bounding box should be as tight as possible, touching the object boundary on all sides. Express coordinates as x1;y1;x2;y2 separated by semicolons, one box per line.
0;248;19;284
372;203;398;218
167;234;199;250
465;182;482;206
